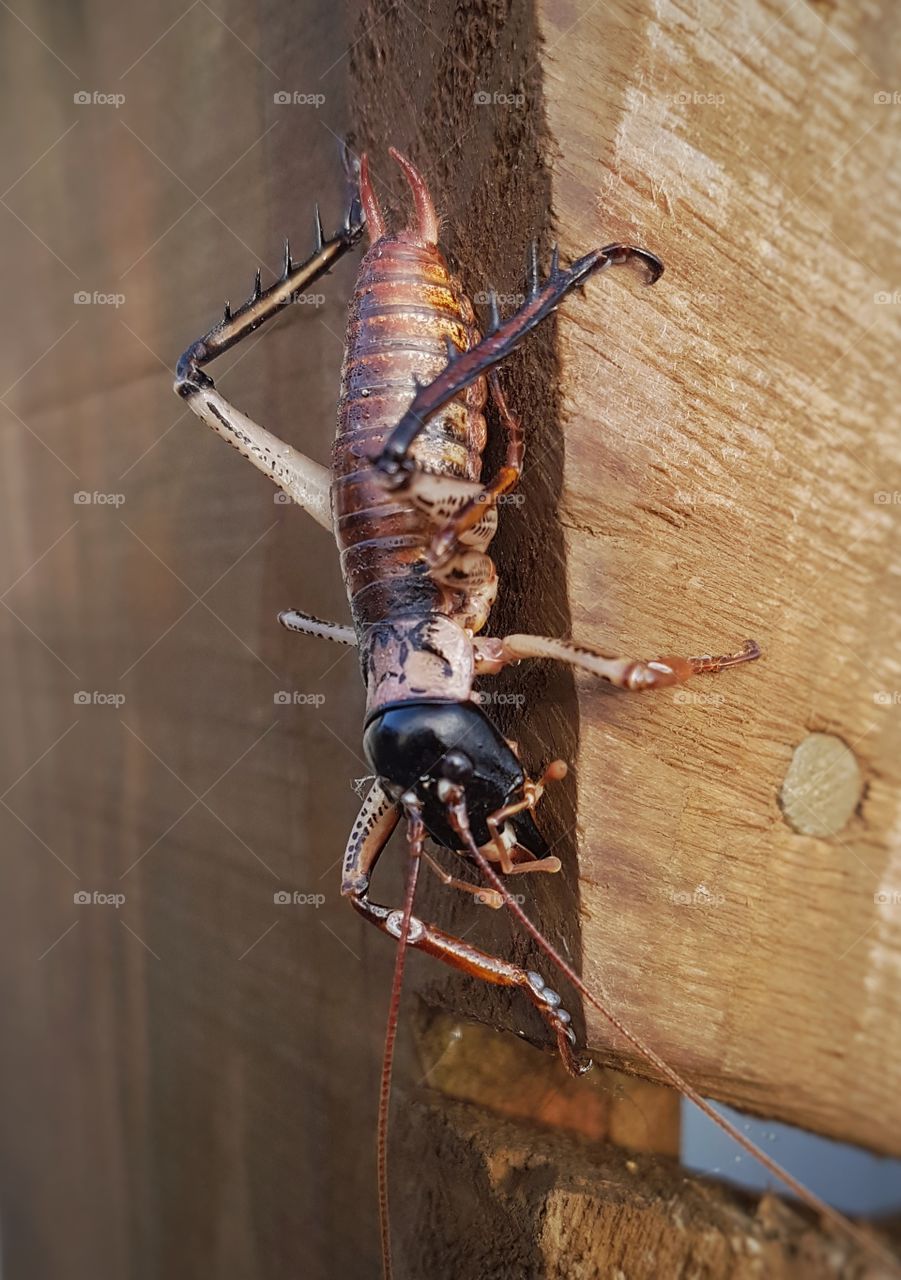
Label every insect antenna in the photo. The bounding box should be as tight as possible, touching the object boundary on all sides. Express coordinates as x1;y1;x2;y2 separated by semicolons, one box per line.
377;810;424;1280
446;795;900;1274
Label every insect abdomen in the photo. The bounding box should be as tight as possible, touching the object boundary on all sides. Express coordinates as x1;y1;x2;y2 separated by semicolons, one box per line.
332;238;488;628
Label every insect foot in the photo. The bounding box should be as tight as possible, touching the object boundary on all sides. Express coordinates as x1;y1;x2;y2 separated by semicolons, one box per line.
385;911;425;944
526;969;592;1076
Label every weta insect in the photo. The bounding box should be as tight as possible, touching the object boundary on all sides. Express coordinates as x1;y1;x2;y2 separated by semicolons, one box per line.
175;148;895;1277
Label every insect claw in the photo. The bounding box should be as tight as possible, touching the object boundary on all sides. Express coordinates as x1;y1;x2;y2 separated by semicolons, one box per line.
223;300;231;322
549;243;560;280
252;267;262;301
346;194;363;232
314;203;325;251
443;335;458;364
487;287;500;333
283;237;292;278
527;239;540;298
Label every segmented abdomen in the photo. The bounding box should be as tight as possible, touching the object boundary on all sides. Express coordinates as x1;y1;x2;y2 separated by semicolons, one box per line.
332;238;488;629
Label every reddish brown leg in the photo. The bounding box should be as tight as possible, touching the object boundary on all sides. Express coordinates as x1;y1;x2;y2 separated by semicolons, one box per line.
486;760;568;873
426;372;524;568
341;796;588;1075
474;633;761;689
421;848;505;909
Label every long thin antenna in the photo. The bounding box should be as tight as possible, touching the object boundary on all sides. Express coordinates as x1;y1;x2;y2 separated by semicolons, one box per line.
377;813;423;1280
448;798;899;1275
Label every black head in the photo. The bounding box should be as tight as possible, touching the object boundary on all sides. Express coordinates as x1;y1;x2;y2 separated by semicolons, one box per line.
363;700;549;857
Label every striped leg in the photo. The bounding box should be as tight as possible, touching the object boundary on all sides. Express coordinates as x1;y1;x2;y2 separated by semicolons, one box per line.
174;201;364;529
341;787;587;1075
279;610;356;645
474;634;761;689
426;372;524;569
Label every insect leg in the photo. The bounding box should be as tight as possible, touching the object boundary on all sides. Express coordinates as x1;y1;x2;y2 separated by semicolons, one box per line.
181;389;334;528
420;847;505;909
374;242;662;480
343;802;588;1076
485;760;567;874
176;200;364;391
425;372;524;568
474;634;761;690
278;610;356;645
174;201;365;529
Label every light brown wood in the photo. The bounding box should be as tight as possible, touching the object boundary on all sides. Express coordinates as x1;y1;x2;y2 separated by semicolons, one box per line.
539;0;901;1154
391;1092;895;1279
415;1007;681;1154
351;0;901;1160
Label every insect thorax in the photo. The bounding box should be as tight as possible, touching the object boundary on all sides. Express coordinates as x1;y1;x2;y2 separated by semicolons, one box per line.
360;614;475;721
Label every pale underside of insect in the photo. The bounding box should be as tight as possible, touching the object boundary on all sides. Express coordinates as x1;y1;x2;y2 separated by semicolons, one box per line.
174;148;896;1277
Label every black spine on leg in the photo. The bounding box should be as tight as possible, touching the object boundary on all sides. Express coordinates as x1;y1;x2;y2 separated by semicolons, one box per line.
173;203;365;397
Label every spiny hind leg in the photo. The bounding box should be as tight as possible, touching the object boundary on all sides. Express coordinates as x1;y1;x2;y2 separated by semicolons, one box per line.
342;793;587;1075
174;200;364;530
474;633;761;689
374;240;662;480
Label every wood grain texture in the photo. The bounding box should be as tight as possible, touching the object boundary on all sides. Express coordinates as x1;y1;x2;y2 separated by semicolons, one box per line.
2;2;899;1279
392;1094;893;1279
0;4;394;1278
350;0;901;1159
538;0;901;1154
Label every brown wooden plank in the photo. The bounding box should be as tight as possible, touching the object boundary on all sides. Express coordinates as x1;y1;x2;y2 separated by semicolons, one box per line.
2;2;900;1279
539;0;901;1154
0;4;394;1279
392;1092;896;1279
351;0;901;1159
